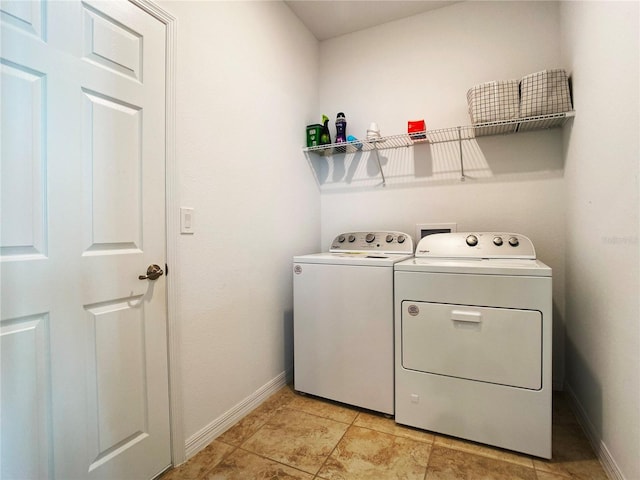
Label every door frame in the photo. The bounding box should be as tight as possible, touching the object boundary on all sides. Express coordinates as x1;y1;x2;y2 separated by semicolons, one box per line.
127;0;184;467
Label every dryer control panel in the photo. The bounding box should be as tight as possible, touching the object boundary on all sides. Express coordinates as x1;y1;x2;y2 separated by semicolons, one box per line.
415;232;536;259
330;231;414;254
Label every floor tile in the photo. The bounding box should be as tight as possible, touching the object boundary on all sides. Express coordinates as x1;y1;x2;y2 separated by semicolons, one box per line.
532;423;609;479
203;448;314;480
433;434;534;468
317;425;431;480
264;384;299;410
425;445;537;480
242;407;349;474
354;412;435;444
536;471;578;480
159;441;234;479
216;387;294;446
168;388;608;480
287;393;359;424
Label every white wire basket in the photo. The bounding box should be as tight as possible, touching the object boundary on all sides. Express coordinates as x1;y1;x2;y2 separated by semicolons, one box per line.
467;80;520;124
520;69;572;117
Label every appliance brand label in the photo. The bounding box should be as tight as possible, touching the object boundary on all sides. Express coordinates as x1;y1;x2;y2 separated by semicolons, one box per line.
294;265;302;275
407;304;419;316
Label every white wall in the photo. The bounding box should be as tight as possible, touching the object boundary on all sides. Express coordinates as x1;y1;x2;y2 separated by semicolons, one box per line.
560;2;639;479
316;1;567;386
158;0;320;447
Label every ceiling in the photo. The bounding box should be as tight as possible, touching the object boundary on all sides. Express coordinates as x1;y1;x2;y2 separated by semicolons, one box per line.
284;1;459;41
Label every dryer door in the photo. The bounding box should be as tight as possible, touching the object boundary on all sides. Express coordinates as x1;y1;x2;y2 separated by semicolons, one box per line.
401;302;542;390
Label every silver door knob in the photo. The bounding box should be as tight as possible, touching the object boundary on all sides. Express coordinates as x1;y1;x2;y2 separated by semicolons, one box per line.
138;264;164;280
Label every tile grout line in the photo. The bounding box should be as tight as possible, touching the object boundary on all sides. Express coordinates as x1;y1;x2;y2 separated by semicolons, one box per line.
284;405;357;426
224;393;352;479
216;391;320;477
195;395;297;477
310;408;362;479
422;446;432;480
287;392;366;424
228;393;298;450
424;443;545;480
286;396;438;479
235;445;319;479
350;423;435;446
197;443;239;480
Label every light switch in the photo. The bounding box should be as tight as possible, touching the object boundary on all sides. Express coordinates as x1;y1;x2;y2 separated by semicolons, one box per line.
180;207;194;234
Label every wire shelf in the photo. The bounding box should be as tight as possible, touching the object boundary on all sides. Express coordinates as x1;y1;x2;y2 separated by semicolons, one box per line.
304;133;416;156
303;111;575;154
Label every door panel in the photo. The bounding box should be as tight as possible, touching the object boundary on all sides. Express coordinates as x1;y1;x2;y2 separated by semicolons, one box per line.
82;3;143;80
1;1;170;478
0;314;52;480
0;60;47;259
85;299;148;472
0;0;45;39
82;89;142;252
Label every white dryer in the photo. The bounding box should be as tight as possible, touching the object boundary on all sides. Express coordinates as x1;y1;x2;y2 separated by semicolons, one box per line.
293;231;414;415
394;232;552;458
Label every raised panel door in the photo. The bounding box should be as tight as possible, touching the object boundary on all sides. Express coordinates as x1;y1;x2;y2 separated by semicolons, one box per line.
0;1;170;478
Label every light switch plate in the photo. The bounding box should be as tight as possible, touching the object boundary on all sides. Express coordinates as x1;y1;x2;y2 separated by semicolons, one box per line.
180;207;194;234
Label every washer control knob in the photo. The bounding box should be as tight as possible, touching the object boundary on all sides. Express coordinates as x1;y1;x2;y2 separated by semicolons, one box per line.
386;234;394;243
466;235;478;247
397;235;406;244
338;235;346;243
348;234;356;242
493;236;503;246
509;236;520;247
365;233;375;243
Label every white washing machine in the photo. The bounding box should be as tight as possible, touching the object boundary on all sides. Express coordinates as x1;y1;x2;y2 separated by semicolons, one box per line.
293;231;414;415
394;232;552;458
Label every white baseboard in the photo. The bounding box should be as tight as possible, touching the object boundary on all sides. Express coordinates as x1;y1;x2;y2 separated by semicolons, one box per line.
564;383;625;480
184;370;290;460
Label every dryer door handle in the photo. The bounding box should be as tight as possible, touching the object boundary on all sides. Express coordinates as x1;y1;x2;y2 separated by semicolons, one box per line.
451;310;482;323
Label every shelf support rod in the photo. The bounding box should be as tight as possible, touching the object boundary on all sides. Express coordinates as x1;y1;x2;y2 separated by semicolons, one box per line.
373;146;387;187
458;126;466;182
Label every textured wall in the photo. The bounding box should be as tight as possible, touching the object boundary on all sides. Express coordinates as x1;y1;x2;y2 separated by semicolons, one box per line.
159;0;320;443
561;1;639;478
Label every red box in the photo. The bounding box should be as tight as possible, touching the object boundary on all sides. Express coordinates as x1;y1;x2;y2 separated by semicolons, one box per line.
408;120;426;140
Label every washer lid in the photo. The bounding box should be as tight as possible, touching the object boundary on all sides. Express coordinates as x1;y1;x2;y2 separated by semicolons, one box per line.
394;256;551;276
294;252;414;267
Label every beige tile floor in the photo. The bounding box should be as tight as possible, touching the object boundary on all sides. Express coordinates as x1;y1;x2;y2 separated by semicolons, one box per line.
160;385;609;480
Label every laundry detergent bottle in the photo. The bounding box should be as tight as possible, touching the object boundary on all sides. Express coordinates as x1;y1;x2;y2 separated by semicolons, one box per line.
335;112;347;143
320;114;332;145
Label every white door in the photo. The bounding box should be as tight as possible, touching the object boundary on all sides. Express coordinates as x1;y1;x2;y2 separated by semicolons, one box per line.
0;1;171;479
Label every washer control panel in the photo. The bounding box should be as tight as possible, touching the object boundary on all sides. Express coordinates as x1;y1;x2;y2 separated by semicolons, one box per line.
330;231;414;254
416;232;535;259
